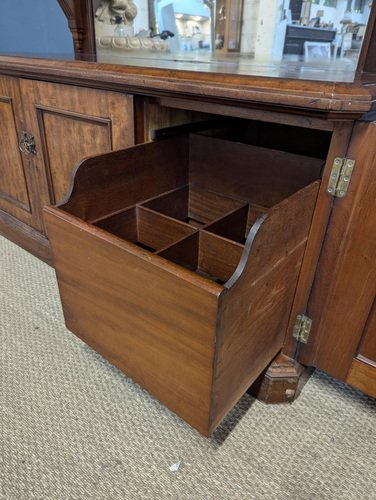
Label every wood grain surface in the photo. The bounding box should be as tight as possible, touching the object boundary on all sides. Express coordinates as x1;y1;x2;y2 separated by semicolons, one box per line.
20;79;134;215
346;359;376;398
0;76;42;230
0;56;372;116
61;136;189;221
298;122;376;380
358;299;376;362
189;134;322;207
45;208;221;436
210;182;319;430
283;121;354;357
45;133;321;434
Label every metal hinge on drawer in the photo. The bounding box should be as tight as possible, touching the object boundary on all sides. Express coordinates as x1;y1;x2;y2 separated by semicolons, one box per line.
327;157;355;198
293;314;312;344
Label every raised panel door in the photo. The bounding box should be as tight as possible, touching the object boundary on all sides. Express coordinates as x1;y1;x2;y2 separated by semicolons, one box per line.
0;76;41;229
20;79;134;226
346;299;376;398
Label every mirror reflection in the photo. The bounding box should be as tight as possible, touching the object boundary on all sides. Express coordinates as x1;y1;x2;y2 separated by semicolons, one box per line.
92;0;372;80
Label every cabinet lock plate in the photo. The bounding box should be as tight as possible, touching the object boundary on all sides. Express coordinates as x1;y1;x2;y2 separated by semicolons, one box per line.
19;131;36;155
327;157;355;198
293;314;312;344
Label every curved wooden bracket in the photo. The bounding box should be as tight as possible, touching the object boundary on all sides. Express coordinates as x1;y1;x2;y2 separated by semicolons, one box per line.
57;0;75;18
57;0;96;59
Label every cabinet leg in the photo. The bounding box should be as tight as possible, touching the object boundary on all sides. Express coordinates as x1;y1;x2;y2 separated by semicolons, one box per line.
249;353;313;404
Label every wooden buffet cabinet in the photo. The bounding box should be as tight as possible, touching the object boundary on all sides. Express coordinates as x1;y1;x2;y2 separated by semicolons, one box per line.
0;10;375;433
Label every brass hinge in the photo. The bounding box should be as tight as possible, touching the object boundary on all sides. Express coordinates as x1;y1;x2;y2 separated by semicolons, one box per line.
327;157;355;198
293;314;312;344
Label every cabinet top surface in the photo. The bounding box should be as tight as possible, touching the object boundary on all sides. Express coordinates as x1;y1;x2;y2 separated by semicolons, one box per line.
0;53;374;116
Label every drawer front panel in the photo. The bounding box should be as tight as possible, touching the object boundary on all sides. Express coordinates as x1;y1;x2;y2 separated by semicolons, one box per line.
46;209;219;435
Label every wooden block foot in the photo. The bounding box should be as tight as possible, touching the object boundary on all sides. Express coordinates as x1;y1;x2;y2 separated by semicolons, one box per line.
249;353;313;404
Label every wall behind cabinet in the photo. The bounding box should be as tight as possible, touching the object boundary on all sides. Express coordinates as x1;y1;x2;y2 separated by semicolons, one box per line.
0;0;74;56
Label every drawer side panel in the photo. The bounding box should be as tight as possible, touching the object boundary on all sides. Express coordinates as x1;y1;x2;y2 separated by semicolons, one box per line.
211;182;320;431
61;135;189;222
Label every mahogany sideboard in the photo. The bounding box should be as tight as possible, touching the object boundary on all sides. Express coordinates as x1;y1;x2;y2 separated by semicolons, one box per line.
0;41;375;433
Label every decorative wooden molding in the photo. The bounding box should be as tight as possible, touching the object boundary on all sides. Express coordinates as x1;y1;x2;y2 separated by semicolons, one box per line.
357;1;376;79
57;0;96;58
57;0;75;18
0;55;372;117
35;105;113;205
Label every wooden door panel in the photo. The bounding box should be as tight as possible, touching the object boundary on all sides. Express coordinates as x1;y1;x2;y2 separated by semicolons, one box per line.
20;79;134;224
37;107;113;204
346;299;376;398
358;299;376;362
299;121;376;381
282;122;353;358
0;77;41;229
0;97;30;210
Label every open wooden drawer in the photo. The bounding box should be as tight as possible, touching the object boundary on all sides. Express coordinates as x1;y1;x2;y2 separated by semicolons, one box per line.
44;132;322;436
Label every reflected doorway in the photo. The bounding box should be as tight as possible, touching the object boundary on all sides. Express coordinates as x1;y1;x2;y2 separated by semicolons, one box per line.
153;0;214;53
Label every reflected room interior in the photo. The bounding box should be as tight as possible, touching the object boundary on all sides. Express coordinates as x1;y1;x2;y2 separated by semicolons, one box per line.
92;0;372;80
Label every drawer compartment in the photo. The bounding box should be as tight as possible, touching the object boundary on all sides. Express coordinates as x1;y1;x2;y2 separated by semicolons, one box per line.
45;133;321;436
95;206;197;252
142;185;246;227
158;230;245;284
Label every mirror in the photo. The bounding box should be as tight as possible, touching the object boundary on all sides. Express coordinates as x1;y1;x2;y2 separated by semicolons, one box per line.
92;0;372;81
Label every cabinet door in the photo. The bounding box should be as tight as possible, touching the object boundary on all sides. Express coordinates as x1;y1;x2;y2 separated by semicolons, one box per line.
347;300;376;398
298;121;376;387
20;79;134;225
358;300;376;363
0;76;42;229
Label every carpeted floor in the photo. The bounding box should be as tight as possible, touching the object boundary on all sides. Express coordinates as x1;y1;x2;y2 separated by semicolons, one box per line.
0;234;375;500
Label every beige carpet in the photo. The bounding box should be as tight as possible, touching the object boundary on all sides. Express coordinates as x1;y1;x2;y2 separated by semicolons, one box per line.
0;234;375;500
